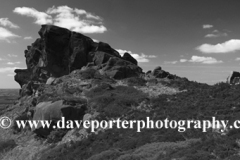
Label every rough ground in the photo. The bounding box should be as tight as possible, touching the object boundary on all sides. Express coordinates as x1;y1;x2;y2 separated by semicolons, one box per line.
1;25;240;160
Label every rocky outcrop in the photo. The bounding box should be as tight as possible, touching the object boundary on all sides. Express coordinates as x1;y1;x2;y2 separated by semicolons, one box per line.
122;52;138;65
227;71;240;85
91;51;113;66
145;66;175;79
102;57;142;79
14;69;31;87
14;25;140;87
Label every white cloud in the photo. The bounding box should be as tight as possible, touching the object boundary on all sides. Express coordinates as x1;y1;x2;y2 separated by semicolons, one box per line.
0;18;19;29
0;67;19;73
13;6;107;34
116;49;156;63
205;33;228;38
13;7;52;25
196;39;240;53
173;56;222;64
7;74;14;76
205;30;228;38
235;57;240;61
8;54;18;57
0;27;20;42
189;56;223;64
72;8;101;20
180;59;188;62
164;61;178;64
203;24;213;29
24;36;33;40
7;62;21;65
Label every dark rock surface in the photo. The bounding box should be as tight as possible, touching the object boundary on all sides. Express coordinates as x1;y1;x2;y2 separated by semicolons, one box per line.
102;57;142;79
147;66;176;79
227;71;240;85
14;69;31;87
14;25;140;87
122;52;138;65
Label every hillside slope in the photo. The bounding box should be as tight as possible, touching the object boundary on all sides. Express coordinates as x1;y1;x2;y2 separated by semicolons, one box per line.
1;25;240;160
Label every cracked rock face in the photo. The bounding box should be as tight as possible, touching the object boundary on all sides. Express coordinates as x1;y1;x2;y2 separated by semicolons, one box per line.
14;25;141;88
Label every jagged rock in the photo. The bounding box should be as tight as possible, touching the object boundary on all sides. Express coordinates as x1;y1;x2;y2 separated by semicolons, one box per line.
102;57;142;79
152;66;171;78
96;42;121;58
32;100;86;137
227;71;240;85
91;51;112;66
14;25;131;88
14;69;31;87
122;52;138;65
16;25;95;86
153;66;162;76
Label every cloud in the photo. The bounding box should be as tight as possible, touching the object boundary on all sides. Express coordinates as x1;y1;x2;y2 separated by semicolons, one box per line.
7;62;21;65
235;57;240;61
13;7;52;25
116;49;156;63
203;24;213;29
205;30;228;38
13;6;107;34
174;56;222;64
7;74;14;76
196;39;240;53
0;18;19;29
8;54;18;57
164;61;178;64
180;59;188;62
189;56;223;64
0;27;20;42
0;67;18;73
205;33;228;38
24;36;33;40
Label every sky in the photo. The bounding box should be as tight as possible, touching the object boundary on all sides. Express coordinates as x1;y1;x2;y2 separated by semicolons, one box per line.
1;0;240;88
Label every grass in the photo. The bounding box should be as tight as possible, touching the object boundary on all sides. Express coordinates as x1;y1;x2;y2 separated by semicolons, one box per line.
0;139;17;155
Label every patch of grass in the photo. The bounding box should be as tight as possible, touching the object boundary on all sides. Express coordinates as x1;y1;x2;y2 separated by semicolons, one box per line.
123;77;147;86
0;139;17;153
86;85;148;118
47;129;69;143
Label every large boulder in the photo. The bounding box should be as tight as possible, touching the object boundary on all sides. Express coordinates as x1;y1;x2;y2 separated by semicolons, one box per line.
32;100;86;137
102;57;142;79
15;25;95;86
14;25;144;94
153;66;171;78
122;52;138;65
227;71;240;84
96;42;121;58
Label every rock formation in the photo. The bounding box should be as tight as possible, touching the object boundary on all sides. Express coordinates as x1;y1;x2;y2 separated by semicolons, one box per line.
227;71;240;85
14;25;142;88
13;25;179;137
